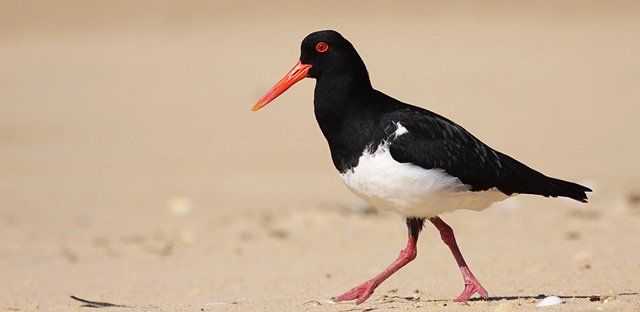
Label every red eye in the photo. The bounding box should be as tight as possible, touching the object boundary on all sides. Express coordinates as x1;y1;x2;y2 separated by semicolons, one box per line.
315;42;329;53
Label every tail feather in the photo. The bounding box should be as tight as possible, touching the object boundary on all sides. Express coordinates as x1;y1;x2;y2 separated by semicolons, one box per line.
542;177;592;203
496;152;592;202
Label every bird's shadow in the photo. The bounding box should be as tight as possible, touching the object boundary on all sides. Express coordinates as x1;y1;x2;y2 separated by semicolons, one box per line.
386;292;638;303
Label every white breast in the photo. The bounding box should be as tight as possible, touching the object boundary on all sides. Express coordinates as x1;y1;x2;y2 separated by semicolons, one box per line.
339;123;508;218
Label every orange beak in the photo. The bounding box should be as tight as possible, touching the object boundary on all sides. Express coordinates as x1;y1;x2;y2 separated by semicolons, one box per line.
252;60;312;111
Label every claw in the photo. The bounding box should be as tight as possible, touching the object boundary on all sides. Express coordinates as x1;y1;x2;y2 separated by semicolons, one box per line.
453;279;489;302
331;280;377;304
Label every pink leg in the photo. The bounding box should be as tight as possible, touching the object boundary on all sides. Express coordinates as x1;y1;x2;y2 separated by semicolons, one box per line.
331;218;424;304
430;217;488;302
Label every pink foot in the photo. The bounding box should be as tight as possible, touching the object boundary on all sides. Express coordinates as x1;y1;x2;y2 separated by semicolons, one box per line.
331;280;377;304
331;219;423;305
454;280;489;301
454;267;489;302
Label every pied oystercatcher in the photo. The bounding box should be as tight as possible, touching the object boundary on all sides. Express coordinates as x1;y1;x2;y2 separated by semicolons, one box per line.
252;30;591;304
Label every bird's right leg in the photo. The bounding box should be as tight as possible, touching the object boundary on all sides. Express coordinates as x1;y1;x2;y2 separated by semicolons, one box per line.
430;216;488;302
331;218;425;304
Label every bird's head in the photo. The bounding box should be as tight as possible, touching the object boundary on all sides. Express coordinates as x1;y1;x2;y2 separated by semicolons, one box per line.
252;30;369;111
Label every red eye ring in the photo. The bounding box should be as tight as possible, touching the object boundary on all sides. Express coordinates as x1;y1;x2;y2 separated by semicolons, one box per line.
315;42;329;53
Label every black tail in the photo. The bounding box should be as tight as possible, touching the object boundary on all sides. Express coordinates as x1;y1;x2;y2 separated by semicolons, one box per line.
496;152;592;202
540;176;592;203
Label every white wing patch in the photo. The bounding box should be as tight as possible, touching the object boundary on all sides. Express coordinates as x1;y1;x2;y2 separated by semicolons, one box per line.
394;122;409;137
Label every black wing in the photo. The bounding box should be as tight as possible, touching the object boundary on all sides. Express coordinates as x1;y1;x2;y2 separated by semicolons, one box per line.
384;106;591;202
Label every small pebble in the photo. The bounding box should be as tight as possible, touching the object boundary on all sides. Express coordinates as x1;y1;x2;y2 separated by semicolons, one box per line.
412;289;423;299
627;192;640;214
536;296;564;307
565;231;581;240
167;197;195;216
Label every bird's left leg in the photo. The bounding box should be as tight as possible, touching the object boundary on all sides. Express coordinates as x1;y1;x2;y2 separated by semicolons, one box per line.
331;217;425;304
430;216;488;302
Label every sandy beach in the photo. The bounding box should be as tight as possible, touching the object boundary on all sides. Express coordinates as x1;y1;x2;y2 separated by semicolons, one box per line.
1;1;639;311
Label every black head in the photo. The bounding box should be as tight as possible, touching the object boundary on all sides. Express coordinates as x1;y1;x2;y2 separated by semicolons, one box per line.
299;30;368;80
252;30;370;111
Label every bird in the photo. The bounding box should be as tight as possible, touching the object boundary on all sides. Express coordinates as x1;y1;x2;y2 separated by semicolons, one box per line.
251;30;591;304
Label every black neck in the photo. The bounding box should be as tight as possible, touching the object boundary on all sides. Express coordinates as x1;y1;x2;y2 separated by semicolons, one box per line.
314;74;372;107
312;72;383;172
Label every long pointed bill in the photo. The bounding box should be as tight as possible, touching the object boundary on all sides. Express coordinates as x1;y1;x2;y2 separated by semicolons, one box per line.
252;60;312;111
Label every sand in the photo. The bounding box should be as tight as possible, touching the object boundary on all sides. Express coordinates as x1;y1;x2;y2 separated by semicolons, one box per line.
1;1;639;311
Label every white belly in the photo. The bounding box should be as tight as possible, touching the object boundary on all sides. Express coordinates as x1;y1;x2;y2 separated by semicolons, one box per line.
339;144;509;218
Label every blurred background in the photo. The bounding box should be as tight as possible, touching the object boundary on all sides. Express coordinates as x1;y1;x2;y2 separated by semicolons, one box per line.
1;1;639;310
